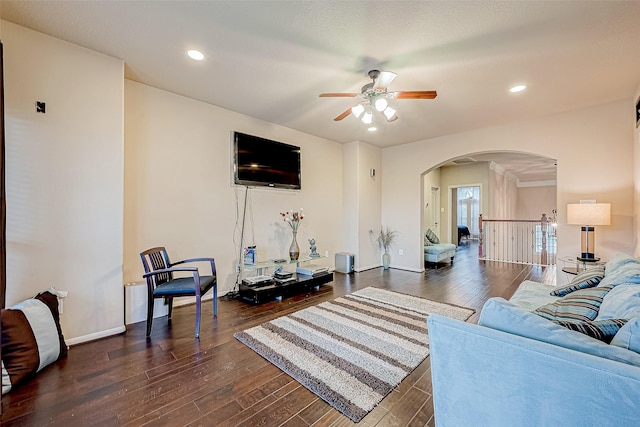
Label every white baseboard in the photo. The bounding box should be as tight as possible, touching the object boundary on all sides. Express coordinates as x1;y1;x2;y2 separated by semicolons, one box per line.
391;265;425;273
355;264;425;273
66;325;126;346
355;264;381;272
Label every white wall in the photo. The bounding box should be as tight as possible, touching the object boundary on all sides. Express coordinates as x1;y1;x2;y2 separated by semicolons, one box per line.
489;164;518;220
342;142;359;258
634;86;640;257
3;21;125;343
124;81;344;296
356;142;382;271
383;100;635;274
517;186;556;220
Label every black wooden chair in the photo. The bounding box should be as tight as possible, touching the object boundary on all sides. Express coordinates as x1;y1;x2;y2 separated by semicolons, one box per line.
140;247;217;338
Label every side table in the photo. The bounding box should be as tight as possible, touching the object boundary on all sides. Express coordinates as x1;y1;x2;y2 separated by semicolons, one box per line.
560;256;604;276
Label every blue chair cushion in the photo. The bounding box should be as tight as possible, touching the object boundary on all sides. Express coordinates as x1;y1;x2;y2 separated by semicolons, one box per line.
153;275;216;297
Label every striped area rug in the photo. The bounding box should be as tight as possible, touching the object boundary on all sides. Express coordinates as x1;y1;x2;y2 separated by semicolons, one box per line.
234;287;475;422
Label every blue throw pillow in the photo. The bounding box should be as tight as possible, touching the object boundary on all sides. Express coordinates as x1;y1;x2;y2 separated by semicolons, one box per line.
596;284;640;320
599;262;640;288
551;266;604;297
534;286;613;322
611;318;640;353
554;319;628;344
604;253;639;275
425;229;440;244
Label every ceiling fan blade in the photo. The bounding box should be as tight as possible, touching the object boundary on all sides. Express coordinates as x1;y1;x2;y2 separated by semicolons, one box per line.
319;93;359;98
393;90;438;99
373;71;397;91
334;107;353;121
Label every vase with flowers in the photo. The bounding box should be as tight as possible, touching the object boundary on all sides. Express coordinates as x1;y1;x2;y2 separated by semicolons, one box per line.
280;208;304;260
376;226;398;270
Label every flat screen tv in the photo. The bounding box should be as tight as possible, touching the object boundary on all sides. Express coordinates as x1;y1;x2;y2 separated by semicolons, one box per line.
233;131;301;189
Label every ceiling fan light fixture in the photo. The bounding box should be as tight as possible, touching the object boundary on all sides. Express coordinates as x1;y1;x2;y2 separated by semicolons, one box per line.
374;97;388;112
351;104;365;118
510;84;527;93
320;70;436;123
383;106;397;120
368;126;377;132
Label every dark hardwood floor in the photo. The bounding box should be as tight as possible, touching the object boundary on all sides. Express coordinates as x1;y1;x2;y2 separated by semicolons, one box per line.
1;242;555;426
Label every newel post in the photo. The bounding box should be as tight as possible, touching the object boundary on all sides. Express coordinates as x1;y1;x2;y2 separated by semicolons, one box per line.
540;213;548;265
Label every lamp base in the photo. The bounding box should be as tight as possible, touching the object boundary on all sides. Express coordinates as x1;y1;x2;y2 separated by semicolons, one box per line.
580;226;596;262
578;256;600;263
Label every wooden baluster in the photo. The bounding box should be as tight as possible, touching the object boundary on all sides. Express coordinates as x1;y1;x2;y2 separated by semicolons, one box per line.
478;214;484;258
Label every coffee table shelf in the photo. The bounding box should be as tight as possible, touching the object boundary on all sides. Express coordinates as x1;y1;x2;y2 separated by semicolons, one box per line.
239;271;332;304
239;255;332;304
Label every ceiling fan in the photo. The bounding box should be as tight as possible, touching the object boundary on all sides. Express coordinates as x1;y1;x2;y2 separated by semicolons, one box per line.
319;70;437;126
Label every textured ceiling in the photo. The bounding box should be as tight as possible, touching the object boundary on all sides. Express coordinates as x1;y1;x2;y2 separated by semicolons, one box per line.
2;1;639;182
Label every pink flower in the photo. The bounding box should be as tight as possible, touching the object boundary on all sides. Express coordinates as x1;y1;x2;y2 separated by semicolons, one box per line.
281;208;304;232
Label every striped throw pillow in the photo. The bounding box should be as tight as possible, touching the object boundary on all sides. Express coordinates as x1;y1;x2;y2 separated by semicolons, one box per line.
425;229;440;244
534;286;613;322
551;266;605;296
555;319;628;344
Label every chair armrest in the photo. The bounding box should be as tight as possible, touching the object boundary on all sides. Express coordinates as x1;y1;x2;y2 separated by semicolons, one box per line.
172;257;214;265
143;267;197;278
171;257;217;275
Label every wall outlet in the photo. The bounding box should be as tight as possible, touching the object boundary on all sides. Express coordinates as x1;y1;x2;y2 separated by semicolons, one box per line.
399;249;404;256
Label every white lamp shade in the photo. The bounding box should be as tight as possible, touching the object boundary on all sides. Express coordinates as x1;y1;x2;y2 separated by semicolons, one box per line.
374;97;388;112
567;203;611;226
383;106;397;121
362;111;373;124
351;104;365;118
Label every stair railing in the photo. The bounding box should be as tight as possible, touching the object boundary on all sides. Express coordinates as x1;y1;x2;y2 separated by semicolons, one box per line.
478;213;556;266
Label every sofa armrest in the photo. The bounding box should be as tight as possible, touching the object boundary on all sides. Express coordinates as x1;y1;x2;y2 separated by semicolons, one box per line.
427;314;640;427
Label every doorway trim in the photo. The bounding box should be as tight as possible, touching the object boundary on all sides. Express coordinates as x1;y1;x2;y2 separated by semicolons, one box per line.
447;183;483;244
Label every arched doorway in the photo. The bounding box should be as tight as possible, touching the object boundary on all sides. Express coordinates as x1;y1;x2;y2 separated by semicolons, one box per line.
421;152;557;249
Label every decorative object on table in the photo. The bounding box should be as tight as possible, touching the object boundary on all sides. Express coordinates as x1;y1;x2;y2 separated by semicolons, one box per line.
308;238;320;257
234;287;474;422
376;225;398;270
243;246;256;265
280;208;304;261
567;202;610;260
548;208;558;238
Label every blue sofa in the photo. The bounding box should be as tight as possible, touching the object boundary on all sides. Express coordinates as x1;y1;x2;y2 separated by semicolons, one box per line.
427;253;640;427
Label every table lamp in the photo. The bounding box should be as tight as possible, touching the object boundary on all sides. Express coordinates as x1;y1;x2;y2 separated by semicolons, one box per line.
567;202;610;260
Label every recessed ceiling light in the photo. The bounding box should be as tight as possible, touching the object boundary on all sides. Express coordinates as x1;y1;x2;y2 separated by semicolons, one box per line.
510;85;527;93
187;49;205;61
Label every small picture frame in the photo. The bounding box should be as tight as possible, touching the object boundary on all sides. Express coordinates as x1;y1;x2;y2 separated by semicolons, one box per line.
636;95;640;128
